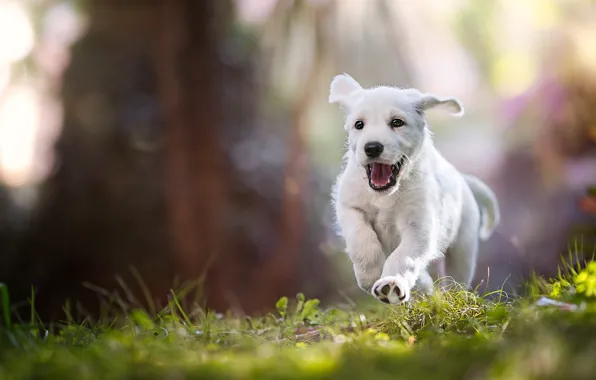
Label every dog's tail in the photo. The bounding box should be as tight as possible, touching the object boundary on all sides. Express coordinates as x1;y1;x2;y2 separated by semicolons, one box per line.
464;175;500;241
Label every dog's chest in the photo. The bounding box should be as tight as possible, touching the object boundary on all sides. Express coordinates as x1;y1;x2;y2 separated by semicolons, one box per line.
366;206;401;256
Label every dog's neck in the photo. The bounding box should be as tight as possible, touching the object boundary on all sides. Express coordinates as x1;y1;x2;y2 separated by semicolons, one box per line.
402;127;435;177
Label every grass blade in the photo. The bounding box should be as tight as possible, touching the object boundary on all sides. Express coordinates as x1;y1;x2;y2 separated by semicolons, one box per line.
0;283;12;329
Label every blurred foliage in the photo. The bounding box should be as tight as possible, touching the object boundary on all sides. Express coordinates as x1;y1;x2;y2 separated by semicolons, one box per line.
452;0;499;81
581;186;596;215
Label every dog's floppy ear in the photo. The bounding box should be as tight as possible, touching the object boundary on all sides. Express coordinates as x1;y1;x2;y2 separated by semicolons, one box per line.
329;73;363;109
416;94;464;117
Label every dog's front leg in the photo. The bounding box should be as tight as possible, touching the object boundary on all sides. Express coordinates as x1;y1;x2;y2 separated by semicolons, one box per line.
337;206;386;293
371;215;437;304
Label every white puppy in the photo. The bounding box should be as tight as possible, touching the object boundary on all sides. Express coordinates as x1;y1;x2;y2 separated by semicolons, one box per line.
329;73;500;304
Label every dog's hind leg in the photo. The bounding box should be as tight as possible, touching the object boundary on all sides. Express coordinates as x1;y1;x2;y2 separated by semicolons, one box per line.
414;269;434;296
444;231;478;289
444;193;481;288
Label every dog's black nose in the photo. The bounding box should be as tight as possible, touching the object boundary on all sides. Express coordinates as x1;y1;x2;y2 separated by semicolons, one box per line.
364;142;384;158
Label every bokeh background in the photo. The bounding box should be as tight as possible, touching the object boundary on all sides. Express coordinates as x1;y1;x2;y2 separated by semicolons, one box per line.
0;0;595;320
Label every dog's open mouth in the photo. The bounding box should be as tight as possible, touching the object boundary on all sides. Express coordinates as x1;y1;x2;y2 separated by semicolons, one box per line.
365;157;405;191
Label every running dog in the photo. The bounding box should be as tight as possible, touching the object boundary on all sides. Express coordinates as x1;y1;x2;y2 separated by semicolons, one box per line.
329;73;500;304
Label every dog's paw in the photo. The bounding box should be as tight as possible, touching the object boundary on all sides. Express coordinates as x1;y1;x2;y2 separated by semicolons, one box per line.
371;276;410;304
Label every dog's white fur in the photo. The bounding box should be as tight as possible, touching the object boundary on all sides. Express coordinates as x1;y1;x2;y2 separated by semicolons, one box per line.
329;73;500;304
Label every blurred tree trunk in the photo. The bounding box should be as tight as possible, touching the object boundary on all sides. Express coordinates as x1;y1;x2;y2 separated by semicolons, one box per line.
7;0;330;320
154;0;230;310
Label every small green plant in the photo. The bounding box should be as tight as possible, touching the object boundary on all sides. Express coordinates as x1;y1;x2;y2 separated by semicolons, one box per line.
295;293;321;324
275;296;289;318
575;261;596;298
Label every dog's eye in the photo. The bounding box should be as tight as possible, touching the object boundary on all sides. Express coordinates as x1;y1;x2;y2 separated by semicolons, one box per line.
354;120;364;130
390;118;405;128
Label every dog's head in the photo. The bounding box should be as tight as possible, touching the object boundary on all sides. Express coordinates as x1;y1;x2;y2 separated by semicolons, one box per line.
329;73;464;192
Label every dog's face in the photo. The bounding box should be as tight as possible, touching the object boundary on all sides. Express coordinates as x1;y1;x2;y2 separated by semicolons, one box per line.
329;73;464;192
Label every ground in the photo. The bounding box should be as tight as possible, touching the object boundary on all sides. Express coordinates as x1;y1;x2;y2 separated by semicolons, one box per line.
1;261;596;380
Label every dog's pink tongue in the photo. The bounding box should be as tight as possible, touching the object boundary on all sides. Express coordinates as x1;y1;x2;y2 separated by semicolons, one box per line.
371;163;392;187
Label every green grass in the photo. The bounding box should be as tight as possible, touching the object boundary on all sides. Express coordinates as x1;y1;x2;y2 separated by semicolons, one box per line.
2;265;596;380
